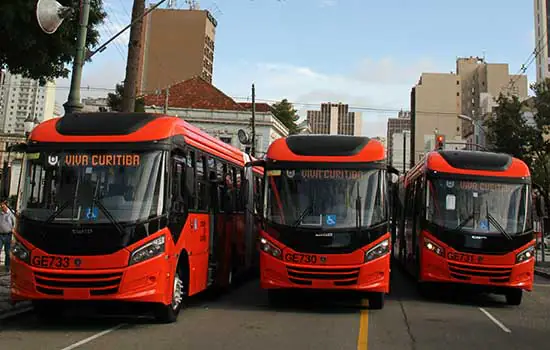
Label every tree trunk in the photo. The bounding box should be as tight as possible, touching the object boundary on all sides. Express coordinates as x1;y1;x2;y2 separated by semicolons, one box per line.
121;0;145;113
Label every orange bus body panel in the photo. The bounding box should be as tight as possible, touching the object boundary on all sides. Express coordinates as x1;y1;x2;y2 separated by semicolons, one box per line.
11;113;262;306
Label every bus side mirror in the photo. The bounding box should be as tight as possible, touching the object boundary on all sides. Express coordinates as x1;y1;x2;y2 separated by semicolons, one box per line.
387;165;399;176
245;159;266;168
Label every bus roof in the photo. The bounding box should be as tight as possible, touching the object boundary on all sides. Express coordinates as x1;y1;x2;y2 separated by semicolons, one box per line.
265;135;385;163
28;112;261;169
407;149;530;180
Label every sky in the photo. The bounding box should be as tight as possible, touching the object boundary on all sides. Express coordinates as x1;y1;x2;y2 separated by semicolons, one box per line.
54;0;536;137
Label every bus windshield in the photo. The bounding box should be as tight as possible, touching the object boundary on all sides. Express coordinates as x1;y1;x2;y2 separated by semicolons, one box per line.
265;168;387;229
426;178;532;236
19;149;167;225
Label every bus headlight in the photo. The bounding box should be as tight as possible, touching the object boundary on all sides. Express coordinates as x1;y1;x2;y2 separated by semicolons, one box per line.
424;238;444;257
365;239;390;262
516;245;535;263
259;237;282;259
11;236;30;263
129;235;165;266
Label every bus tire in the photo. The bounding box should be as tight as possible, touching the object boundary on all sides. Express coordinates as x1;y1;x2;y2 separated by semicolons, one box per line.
369;292;385;310
505;289;522;306
155;263;188;323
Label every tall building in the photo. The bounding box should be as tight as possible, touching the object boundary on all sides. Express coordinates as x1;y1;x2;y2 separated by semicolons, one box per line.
138;8;217;95
306;103;362;135
386;110;411;170
391;130;411;174
410;72;463;164
456;57;528;146
0;69;56;134
535;0;550;83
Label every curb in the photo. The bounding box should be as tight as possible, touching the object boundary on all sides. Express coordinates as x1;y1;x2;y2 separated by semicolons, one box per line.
0;302;33;321
534;268;550;279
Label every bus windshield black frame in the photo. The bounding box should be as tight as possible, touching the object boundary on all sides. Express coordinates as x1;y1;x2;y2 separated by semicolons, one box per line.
19;148;168;226
425;176;533;237
264;167;388;230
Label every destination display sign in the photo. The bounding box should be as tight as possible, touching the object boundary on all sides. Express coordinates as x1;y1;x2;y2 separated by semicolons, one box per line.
63;153;141;167
301;169;364;180
457;181;507;192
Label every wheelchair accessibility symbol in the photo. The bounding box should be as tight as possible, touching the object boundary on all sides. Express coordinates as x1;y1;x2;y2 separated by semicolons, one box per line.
85;207;99;220
325;214;337;226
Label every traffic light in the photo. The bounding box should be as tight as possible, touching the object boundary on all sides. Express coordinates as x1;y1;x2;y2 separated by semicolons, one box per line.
435;134;445;150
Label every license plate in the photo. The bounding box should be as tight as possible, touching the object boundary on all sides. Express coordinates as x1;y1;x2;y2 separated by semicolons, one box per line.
447;252;484;264
31;255;79;269
284;253;318;264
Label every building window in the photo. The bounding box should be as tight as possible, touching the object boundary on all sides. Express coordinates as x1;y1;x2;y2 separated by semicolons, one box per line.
220;136;232;145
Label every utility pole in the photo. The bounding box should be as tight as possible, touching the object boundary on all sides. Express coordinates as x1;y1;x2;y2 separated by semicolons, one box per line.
122;0;146;113
402;130;407;174
251;83;256;157
63;0;91;115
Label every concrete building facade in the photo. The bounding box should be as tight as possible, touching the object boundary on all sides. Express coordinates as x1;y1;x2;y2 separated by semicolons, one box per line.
138;8;217;94
0;70;56;134
386;110;411;170
306;103;362;136
535;0;550;83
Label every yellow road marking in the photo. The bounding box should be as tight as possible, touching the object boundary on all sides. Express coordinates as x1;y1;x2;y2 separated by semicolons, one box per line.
357;298;369;350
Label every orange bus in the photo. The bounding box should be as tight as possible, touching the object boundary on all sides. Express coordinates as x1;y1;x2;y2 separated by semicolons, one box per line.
392;147;535;305
10;112;263;322
246;135;398;309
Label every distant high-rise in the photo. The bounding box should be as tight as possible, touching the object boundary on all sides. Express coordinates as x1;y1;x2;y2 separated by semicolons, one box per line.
534;0;550;83
306;103;362;136
0;69;56;134
386;111;411;170
138;8;217;94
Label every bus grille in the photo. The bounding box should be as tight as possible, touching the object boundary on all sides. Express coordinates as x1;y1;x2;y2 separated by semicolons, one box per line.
286;266;360;286
448;262;512;283
34;271;122;296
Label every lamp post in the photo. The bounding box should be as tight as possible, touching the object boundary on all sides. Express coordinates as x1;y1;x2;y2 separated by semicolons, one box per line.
24;114;37;139
457;114;487;150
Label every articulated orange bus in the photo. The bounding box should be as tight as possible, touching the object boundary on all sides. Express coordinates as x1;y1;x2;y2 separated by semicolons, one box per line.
393;147;535;305
10;112;263;322
246;135;398;309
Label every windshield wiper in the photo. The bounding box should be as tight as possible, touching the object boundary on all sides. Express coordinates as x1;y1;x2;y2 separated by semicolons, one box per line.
93;198;125;236
44;201;71;224
454;213;474;231
485;201;512;240
355;183;362;230
292;205;313;228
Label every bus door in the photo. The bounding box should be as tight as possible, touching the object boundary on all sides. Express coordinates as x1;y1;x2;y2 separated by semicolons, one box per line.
168;152;188;245
207;157;225;287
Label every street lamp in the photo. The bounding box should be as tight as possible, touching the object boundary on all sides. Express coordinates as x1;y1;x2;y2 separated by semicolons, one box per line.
457;114;486;150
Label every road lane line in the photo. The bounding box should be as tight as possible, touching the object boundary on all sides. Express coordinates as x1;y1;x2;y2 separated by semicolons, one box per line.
479;308;511;333
357;299;369;350
59;323;126;350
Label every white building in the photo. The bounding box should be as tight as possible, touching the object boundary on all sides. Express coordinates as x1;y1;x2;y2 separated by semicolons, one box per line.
0;69;56;134
143;76;289;156
82;97;110;112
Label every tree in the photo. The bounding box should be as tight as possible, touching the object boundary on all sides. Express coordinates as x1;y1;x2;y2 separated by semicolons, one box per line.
0;0;106;84
271;99;301;134
107;82;144;112
484;79;550;215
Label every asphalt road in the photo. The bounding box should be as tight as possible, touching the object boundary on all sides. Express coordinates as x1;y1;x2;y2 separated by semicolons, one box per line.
0;266;549;350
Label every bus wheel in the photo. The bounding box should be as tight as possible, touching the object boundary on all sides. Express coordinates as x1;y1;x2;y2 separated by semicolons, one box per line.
505;289;523;306
369;292;385;310
155;265;187;323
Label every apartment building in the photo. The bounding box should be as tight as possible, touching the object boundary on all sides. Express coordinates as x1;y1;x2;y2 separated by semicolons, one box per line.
138;8;217;94
0;69;56;134
306;103;362;136
386;110;411;170
456;57;528;146
535;0;550;83
410;72;463;164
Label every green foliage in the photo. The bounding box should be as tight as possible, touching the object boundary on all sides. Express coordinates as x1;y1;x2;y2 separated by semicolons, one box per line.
484;79;550;214
107;82;145;112
0;0;107;84
271;99;301;134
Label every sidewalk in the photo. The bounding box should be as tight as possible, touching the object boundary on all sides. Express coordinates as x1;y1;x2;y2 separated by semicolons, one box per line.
535;262;550;279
